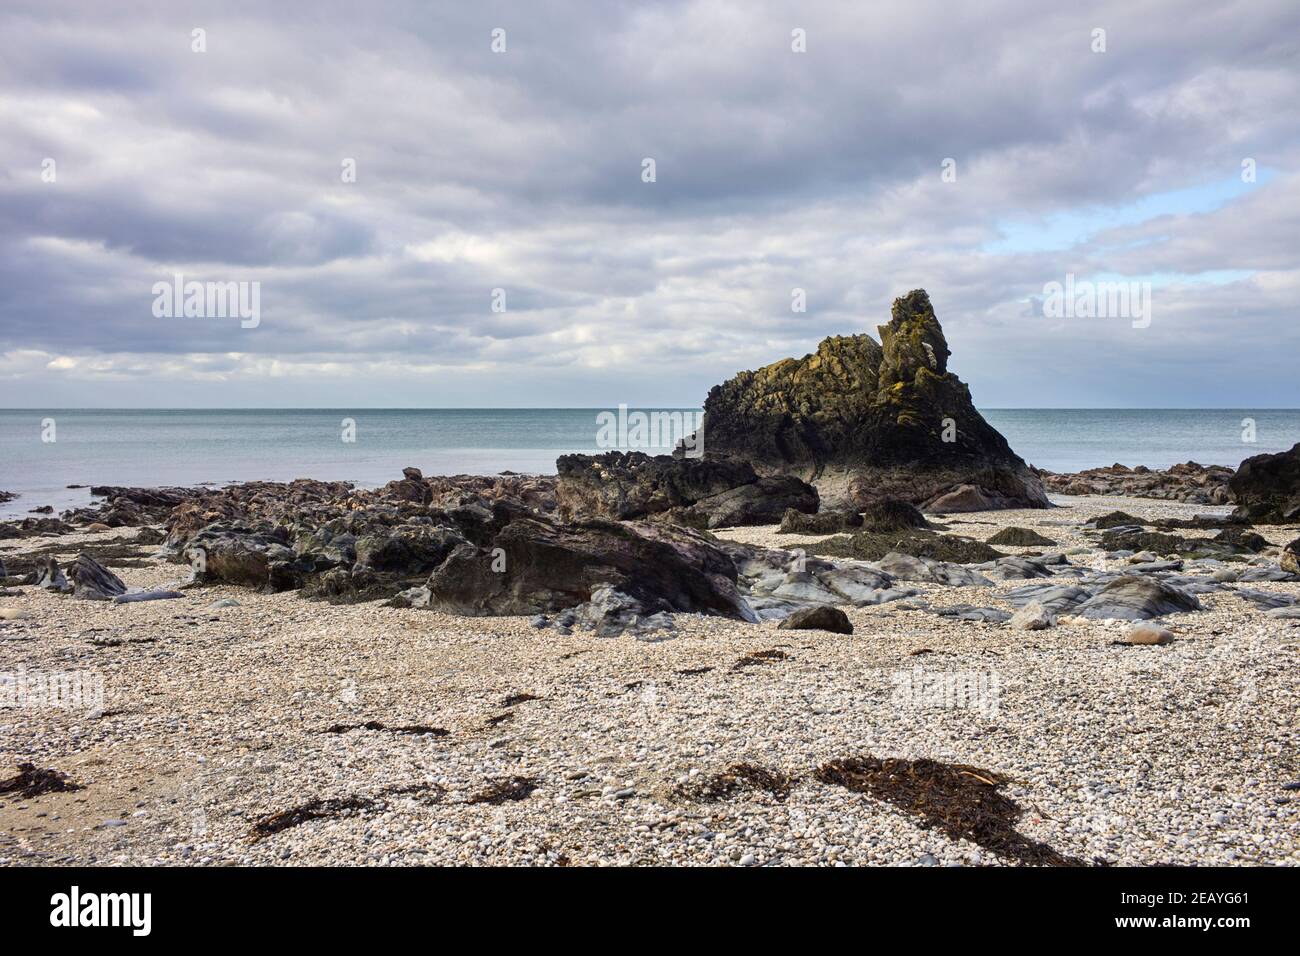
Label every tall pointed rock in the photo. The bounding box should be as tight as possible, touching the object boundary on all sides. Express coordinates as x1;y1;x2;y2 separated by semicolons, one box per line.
698;290;1048;512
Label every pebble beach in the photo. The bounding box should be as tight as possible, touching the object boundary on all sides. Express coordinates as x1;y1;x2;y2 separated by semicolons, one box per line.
2;494;1297;867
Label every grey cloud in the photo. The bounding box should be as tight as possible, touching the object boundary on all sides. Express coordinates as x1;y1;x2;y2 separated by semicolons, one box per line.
0;0;1297;407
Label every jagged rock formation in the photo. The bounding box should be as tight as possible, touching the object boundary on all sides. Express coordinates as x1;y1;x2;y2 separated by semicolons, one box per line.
1231;443;1300;523
695;290;1047;511
1038;462;1233;505
555;451;817;528
164;477;755;621
70;554;127;601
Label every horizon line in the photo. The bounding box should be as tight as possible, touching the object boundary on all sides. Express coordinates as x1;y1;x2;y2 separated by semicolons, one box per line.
2;406;1299;413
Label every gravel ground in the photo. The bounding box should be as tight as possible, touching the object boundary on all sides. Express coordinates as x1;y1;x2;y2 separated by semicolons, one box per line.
1;495;1297;866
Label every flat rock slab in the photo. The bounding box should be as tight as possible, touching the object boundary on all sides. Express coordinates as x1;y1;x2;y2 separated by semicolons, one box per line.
1076;575;1200;621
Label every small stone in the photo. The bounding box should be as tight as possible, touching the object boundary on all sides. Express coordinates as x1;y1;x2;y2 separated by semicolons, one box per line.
1121;623;1175;645
739;853;756;866
1009;600;1055;630
0;608;29;620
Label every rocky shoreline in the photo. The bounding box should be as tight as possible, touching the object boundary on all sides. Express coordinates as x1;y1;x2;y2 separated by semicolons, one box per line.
3;291;1299;866
2;493;1297;866
1037;461;1236;505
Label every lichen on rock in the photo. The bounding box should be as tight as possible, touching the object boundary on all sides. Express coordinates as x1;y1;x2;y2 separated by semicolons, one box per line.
695;290;1048;512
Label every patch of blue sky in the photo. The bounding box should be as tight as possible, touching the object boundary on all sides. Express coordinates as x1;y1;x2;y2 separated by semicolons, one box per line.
985;169;1275;255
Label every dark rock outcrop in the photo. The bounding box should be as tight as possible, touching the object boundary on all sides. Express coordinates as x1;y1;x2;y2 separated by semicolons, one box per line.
167;482;759;622
1091;511;1144;529
860;497;929;533
64;485;201;528
183;523;306;592
423;510;754;619
777;605;853;634
694;290;1047;512
1231;443;1300;523
0;490;15;504
1039;462;1233;505
1283;538;1299;575
0;516;77;539
777;508;864;535
987;527;1057;547
810;530;1002;564
70;554;127;601
555;451;817;528
1100;527;1268;559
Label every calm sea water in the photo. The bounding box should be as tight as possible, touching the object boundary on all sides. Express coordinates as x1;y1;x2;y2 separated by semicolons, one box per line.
1;408;1297;518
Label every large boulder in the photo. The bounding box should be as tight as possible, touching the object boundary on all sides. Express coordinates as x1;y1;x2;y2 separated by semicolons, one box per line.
683;476;818;528
1283;538;1299;576
777;605;853;634
555;451;817;528
354;524;464;573
183;523;306;592
778;508;864;535
859;497;929;532
1075;576;1201;621
1231;443;1300;523
693;290;1048;511
70;554;127;601
423;511;755;619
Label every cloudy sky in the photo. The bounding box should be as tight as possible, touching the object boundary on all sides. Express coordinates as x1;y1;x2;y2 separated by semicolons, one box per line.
1;0;1297;408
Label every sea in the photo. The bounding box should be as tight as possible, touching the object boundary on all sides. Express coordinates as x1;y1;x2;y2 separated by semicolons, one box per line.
2;408;1298;519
